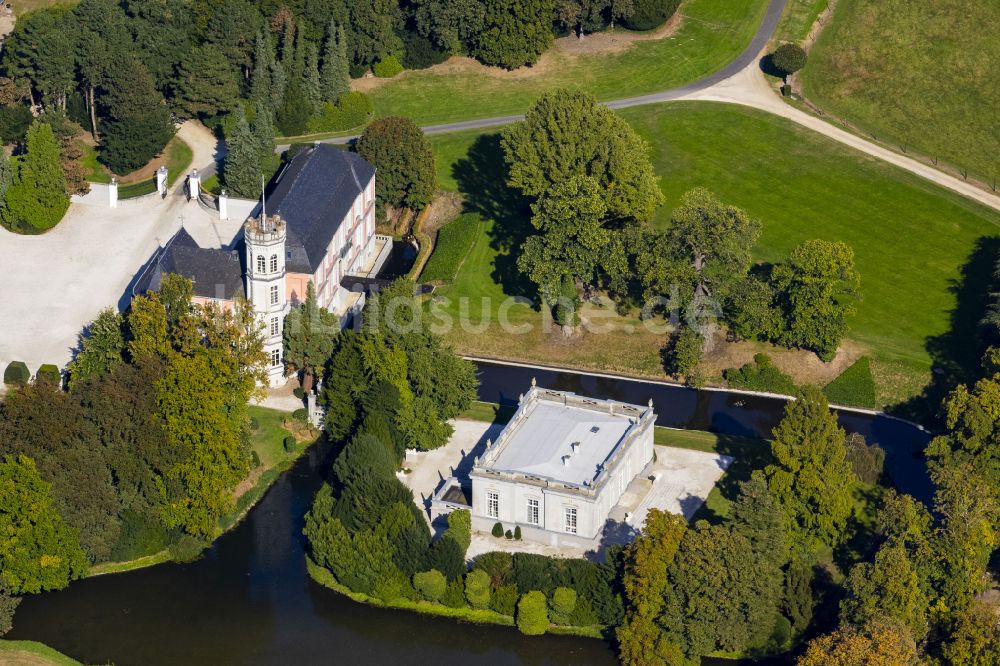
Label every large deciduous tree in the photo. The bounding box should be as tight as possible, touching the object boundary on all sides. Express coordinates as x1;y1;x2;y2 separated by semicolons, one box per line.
772;239;860;362
0;455;88;594
764;386;857;548
356;116;437;211
797;619;918;666
840;540;930;640
501;89;662;221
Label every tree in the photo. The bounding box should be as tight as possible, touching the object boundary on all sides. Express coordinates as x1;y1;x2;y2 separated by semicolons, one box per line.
616;509;688;666
549;587;577;625
942;601;1000;666
413;569;447;601
127;292;172;361
0;455;87;594
412;0;486;54
250;30;281;114
641;188;761;307
284;281;339;389
502;89;662;221
2;8;76;110
68;308;126;387
346;0;402;67
4;121;69;232
464;569;492;609
471;0;554;69
124;0;194;90
223;106;263;198
73;0;132;140
250;107;275;164
302;42;322;112
275;78;311;137
663;522;783;658
98;55;175;174
517;590;549;635
356;116;437;211
320;22;350;103
772;239;860;362
729;472;787;567
662;326;704;381
841;541;930;640
772;43;807;76
764;386;856;547
202;0;262;81
0;589;20;636
797;620;919;666
516;175;627;305
171;44;239;118
621;0;680;30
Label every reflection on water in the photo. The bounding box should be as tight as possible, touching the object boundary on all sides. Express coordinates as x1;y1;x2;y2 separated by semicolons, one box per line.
7;360;931;666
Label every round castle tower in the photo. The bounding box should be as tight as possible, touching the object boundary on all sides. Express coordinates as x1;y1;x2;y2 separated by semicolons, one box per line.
245;212;289;387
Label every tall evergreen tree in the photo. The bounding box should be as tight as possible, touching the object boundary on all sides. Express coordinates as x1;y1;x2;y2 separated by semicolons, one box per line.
223;106;261;199
171;44;239;118
67;308;126;388
303;42;322;113
250;107;275;164
283;281;339;390
98;55;175;174
320;22;351;103
4;121;69;232
250;29;277;113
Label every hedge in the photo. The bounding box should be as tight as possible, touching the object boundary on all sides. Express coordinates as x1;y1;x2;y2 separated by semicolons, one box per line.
283;435;296;452
373;55;404;78
305;92;373;134
3;361;30;386
823;356;877;409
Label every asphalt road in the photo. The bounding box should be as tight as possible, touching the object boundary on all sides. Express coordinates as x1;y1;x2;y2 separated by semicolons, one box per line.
303;0;789;145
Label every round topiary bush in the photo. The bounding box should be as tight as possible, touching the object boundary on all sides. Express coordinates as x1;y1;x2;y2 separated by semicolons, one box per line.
413;569;447;602
772;43;808;76
622;0;682;31
373;55;404;78
491;522;504;538
293;386;305;399
36;364;61;386
516;591;549;635
504;529;513;540
283;435;296;452
3;361;30;386
513;525;522;540
292;408;308;423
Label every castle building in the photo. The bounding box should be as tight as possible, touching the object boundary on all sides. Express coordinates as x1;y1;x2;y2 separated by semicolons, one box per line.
134;144;380;387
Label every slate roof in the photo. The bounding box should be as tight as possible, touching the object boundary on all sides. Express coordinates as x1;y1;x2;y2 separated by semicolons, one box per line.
133;228;245;301
267;144;375;274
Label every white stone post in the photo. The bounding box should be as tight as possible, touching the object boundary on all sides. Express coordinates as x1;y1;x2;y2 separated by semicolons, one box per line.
156;166;168;196
188;169;200;201
109;178;118;209
219;189;229;221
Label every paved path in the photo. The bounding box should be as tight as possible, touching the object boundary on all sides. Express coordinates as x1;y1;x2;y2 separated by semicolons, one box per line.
304;0;1000;213
0;121;228;374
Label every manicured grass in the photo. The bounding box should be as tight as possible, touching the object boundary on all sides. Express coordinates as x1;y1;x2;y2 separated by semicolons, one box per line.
117;178;156;199
823;356;877;409
429;102;1000;406
0;640;83;666
800;0;1000;186
88;550;171;577
165;137;193;186
202;173;221;195
78;141;111;184
348;0;769;128
419;213;483;283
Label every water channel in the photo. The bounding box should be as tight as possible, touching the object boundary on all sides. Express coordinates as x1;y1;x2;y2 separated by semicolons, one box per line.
7;360;933;665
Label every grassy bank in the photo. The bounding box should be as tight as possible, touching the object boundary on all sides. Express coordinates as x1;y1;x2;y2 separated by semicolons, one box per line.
356;0;768;128
800;0;1000;187
427;102;1000;408
306;557;605;639
0;640;83;666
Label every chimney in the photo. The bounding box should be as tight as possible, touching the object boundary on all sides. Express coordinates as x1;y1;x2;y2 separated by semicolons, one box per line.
571;442;580;453
561;454;571;467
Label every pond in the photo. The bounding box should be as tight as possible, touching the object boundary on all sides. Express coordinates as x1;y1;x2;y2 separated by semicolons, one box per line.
375;239;419;281
6;360;933;665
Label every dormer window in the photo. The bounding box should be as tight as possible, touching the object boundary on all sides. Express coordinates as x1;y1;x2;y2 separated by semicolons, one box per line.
270;254;278;272
256;255;266;273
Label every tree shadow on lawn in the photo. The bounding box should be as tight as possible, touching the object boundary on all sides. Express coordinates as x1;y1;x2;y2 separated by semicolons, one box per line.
892;235;1000;424
451;133;537;302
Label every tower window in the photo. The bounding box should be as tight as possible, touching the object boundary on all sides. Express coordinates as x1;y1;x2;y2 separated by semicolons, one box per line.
270;285;279;305
257;255;266;273
270;254;278;272
270;317;279;336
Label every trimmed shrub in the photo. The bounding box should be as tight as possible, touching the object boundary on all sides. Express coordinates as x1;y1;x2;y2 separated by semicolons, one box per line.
491;522;504;538
622;0;681;31
413;569;447;601
465;569;492;609
491;583;518;616
292;408;308;422
251;450;261;468
3;362;30;386
446;509;471;551
513;525;522;540
401;31;449;70
169;534;207;563
427;535;466;580
723;354;797;395
550;586;577;625
293;386;305;399
473;551;513;586
283;435;296;453
505;529;513;540
772;43;808;76
36;364;61;386
517;591;549;635
373;55;404;78
440;577;466;608
305;92;373;133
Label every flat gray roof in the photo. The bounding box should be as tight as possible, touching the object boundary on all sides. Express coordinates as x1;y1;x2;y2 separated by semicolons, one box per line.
489;401;633;486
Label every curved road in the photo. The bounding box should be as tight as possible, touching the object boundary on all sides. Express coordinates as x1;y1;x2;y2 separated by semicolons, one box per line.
310;0;1000;213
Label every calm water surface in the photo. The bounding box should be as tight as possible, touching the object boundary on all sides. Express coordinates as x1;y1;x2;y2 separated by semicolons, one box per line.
8;361;931;665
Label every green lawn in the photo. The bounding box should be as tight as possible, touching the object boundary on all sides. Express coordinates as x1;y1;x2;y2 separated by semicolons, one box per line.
78;142;111;184
823;356;877;409
0;640;82;666
773;0;828;44
800;0;1000;187
420;213;483;283
165;137;194;186
428;102;1000;407
306;0;769;132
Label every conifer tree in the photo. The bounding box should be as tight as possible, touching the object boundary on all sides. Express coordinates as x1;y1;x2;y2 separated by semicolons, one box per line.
250;107;275;165
98;55;174;175
223;106;261;198
4;121;69;231
250;29;276;112
320;22;350;103
303;42;322;113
